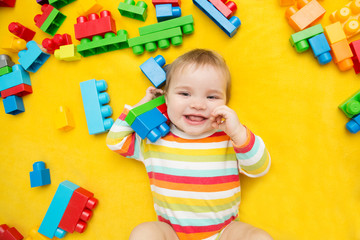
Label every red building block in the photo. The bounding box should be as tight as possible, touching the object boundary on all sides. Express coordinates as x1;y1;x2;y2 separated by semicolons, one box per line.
58;187;98;233
0;0;16;7
74;10;116;40
34;4;55;28
42;33;72;54
350;39;360;74
1;83;33;98
152;0;180;7
0;224;23;240
156;103;169;123
208;0;237;19
8;22;36;42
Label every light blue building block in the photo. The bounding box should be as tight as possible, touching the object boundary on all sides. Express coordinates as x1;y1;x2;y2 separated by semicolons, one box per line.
156;4;181;22
38;180;79;239
0;65;31;92
30;161;51;188
308;33;332;65
131;107;170;142
140;55;166;88
346;114;360;134
80;79;114;135
3;95;25;115
18;41;50;73
193;0;241;37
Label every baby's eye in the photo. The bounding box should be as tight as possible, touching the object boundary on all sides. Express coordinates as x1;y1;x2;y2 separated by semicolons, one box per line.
207;95;218;99
179;92;190;96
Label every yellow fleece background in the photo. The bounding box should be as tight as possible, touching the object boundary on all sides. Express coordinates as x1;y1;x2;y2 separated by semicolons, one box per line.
0;0;360;239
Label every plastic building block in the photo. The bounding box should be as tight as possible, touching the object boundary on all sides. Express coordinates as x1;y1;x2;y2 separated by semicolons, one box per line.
58;187;98;233
49;0;76;9
125;95;165;125
34;4;66;36
308;33;332;64
346;114;360;133
330;0;360;39
0;224;23;240
139;15;194;35
156;4;181;22
0;54;15;68
74;10;116;41
350;39;360;73
8;22;36;42
37;0;49;5
0;0;15;7
42;33;72;54
18;41;50;73
208;0;237;19
128;27;182;55
80;79;114;135
290;24;323;52
55;106;75;131
77;30;129;57
324;22;347;45
29;161;51;188
118;0;148;21
1;84;33;99
285;0;326;32
339;89;360;118
38;180;80;239
131;107;170;142
153;0;180;7
0;65;31;92
77;0;102;16
0;66;12;77
280;0;295;7
3;95;25;115
156;103;169;123
140;55;166;88
54;44;81;61
34;4;55;28
193;0;241;37
25;228;48;240
2;36;27;53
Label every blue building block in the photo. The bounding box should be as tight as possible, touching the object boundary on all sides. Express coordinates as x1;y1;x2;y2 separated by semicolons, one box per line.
38;180;79;239
156;4;181;22
80;79;114;135
308;33;332;65
193;0;240;37
140;55;166;88
131;107;170;142
0;65;31;92
346;114;360;134
3;95;25;115
30;161;51;188
18;41;50;73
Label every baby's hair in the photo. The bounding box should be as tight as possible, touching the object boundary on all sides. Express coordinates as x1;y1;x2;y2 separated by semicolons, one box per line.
164;49;231;103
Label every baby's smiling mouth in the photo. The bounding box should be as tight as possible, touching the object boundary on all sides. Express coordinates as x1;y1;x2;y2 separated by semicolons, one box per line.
185;115;207;122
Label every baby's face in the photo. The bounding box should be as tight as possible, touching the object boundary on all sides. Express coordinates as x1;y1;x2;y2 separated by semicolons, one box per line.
165;64;227;136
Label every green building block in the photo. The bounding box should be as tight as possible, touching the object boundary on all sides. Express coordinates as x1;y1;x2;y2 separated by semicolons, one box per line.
125;95;165;125
0;66;12;77
49;0;76;9
128;27;182;55
77;30;129;57
289;24;323;53
118;0;148;21
339;89;360;118
139;15;194;35
40;8;66;36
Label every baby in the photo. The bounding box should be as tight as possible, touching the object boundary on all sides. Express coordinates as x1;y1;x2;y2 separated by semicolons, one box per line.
106;49;272;240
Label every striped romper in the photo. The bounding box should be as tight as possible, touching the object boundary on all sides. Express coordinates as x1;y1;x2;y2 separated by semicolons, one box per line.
106;107;271;240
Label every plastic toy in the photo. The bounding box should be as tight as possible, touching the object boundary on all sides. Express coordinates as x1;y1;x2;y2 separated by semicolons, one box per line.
139;15;194;35
0;224;23;240
3;95;25;115
140;55;166;88
128;27;182;55
308;33;332;64
37;0;49;5
350;39;360;73
77;0;102;16
208;0;237;19
80;79;114;135
18;41;50;73
55;106;75;131
8;22;36;42
193;0;241;37
280;0;295;7
0;0;15;7
0;66;12;77
77;30;129;57
325;22;354;71
285;0;325;32
339;89;360;118
156;4;181;22
0;65;31;92
118;0;148;21
30;161;51;188
2;36;27;53
42;33;72;54
290;24;323;53
74;10;116;41
152;0;180;7
49;0;76;9
346;114;360;133
0;54;15;68
34;4;66;36
54;44;81;61
330;0;360;39
1;83;33;99
24;228;48;240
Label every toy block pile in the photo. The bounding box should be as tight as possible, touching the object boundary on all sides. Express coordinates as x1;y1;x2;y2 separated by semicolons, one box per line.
339;90;360;134
153;0;181;22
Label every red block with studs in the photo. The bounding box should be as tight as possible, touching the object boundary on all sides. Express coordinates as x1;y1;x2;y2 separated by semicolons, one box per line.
42;33;72;54
0;224;23;240
8;22;36;42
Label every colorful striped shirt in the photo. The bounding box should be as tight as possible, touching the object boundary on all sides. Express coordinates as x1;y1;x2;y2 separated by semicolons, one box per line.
106;107;271;240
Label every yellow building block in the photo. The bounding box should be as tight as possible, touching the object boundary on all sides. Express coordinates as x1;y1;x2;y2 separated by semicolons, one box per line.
324;22;347;45
55;106;75;131
54;44;81;61
330;0;360;39
77;0;103;16
2;36;26;53
24;228;49;240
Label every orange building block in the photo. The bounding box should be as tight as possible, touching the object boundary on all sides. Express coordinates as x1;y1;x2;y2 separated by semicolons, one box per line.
280;0;295;7
330;0;360;39
285;0;326;32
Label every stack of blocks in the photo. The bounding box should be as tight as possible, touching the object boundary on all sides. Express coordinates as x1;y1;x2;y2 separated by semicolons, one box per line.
125;95;170;142
38;180;98;238
42;33;72;54
153;0;181;22
140;55;166;88
339;90;360;134
34;4;66;36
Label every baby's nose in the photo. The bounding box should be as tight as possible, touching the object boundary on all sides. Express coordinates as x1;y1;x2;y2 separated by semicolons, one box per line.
190;100;206;110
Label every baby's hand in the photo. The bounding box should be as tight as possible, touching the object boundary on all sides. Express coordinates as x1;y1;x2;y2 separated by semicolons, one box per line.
210;105;247;146
133;87;163;108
